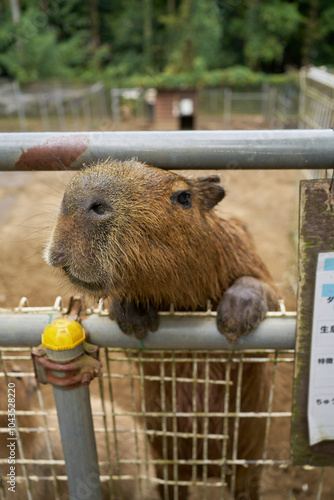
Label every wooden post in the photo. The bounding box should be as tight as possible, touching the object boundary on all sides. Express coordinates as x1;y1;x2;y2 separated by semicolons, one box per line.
292;179;334;466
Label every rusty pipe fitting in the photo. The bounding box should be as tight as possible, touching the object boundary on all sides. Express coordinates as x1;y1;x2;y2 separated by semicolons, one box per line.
32;318;102;390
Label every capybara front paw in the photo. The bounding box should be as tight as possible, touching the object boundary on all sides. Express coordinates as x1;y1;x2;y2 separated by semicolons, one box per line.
109;298;159;340
217;283;268;343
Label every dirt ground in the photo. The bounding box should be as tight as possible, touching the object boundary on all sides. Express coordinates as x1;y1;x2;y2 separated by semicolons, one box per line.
0;114;331;499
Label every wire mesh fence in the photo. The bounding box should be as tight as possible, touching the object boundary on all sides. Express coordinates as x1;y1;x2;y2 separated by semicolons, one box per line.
198;86;273;127
0;81;111;133
0;320;333;499
0;345;157;500
298;67;334;130
298;67;334;181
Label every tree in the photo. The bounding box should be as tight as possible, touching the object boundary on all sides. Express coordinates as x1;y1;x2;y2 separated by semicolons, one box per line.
143;0;153;69
163;0;222;74
242;0;303;71
9;0;20;23
0;0;333;86
0;2;90;82
299;0;334;66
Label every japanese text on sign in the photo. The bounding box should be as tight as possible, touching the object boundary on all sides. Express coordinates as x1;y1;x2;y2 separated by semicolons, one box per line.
308;253;334;445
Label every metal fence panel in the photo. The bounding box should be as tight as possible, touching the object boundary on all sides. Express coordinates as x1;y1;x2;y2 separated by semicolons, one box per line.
1;342;333;499
299;68;334;130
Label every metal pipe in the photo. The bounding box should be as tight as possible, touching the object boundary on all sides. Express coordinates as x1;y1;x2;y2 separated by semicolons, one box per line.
83;314;296;351
0;313;296;350
0;129;333;171
36;319;103;500
0;313;62;346
53;385;102;500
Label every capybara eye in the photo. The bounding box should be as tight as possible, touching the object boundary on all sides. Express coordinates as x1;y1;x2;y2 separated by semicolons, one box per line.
171;190;192;209
89;203;109;215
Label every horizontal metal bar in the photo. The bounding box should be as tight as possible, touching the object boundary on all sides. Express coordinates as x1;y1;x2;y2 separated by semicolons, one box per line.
0;312;296;350
0;130;333;171
0;313;62;346
84;314;296;350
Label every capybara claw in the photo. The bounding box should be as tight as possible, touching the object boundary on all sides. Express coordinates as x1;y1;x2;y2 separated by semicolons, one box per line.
217;277;269;343
134;328;148;341
109;297;159;339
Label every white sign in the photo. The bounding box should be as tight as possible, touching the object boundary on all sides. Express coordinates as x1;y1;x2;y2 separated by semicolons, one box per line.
308;252;334;445
179;99;194;116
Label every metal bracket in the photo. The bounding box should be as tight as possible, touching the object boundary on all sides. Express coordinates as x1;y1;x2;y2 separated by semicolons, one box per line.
32;341;102;390
66;295;86;321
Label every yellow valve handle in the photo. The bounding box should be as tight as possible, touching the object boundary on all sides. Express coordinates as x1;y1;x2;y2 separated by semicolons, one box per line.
42;318;85;351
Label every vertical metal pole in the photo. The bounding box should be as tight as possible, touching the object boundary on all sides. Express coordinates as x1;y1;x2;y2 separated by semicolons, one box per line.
54;86;67;132
223;88;232;127
52;384;102;500
298;69;307;129
70;101;81;131
140;90;146;119
83;96;92;131
261;82;270;117
267;87;276;125
111;89;120;123
38;94;51;132
12;82;27;132
101;86;109;120
35;319;103;500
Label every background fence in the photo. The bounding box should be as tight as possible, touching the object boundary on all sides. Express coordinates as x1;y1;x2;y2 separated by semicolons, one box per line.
4;68;334;135
297;67;334;180
198;85;299;130
0;80;301;133
0;81;110;132
298;67;334;130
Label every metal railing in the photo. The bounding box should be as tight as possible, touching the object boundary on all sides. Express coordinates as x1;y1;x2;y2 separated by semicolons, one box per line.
0;299;298;500
0;129;333;172
0;298;295;350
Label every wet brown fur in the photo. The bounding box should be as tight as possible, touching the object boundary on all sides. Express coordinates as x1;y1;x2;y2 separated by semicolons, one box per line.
46;160;275;310
45;159;279;500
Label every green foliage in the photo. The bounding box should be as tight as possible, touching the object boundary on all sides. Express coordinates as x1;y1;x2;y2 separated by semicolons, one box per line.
310;5;334;65
122;65;298;90
243;1;303;70
0;4;92;83
162;0;222;73
0;0;333;86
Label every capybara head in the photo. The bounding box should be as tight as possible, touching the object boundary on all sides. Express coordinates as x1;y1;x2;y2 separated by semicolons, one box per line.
45;159;227;309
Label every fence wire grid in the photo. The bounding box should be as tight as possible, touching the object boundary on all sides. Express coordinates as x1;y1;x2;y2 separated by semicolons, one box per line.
0;328;332;500
299;67;334;130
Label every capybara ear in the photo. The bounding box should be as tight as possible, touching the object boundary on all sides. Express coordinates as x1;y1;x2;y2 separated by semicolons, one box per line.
195;175;225;210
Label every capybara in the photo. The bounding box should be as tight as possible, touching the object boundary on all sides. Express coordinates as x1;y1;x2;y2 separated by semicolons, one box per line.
45;159;279;499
